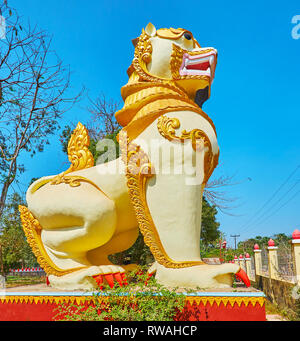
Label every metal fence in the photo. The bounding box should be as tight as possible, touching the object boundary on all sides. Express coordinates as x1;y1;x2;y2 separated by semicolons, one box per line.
250;256;256;279
277;246;295;282
261;248;269;276
8;268;45;277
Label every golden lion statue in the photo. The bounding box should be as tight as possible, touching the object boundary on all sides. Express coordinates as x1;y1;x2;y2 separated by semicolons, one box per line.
20;23;249;290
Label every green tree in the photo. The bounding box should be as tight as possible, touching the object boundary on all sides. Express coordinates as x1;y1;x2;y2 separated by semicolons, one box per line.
228;233;292;261
0;193;37;275
201;197;221;247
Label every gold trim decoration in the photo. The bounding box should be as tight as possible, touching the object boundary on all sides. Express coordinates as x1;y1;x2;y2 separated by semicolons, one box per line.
119;129;205;268
116;92;217;143
157;115;219;184
116;26;218;138
30;122;98;195
18;205;86;277
50;174;108;197
49;122;94;187
65;122;94;172
156;27;201;48
0;295;99;305
185;296;265;308
170;43;214;82
0;294;265;308
129;27;202;82
132;30;159;83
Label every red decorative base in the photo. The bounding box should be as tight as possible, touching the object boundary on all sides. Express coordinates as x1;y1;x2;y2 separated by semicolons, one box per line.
0;292;266;321
177;298;265;321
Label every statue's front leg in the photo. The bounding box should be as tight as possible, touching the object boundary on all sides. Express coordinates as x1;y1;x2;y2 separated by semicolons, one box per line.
121;111;248;289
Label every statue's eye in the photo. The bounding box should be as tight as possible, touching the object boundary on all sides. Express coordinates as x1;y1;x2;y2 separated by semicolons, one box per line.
184;32;192;40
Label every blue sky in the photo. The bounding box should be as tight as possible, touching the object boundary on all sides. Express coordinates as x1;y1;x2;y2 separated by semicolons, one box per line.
10;0;300;247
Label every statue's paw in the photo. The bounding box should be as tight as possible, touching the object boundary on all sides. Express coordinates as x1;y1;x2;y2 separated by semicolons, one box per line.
208;263;250;288
48;265;127;290
92;265;128;289
144;262;157;285
155;262;251;289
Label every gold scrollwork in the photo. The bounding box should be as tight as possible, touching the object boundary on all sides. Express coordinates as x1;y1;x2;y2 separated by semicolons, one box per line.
30;122;106;195
49;122;94;187
170;43;212;82
157;115;219;184
132;31;169;85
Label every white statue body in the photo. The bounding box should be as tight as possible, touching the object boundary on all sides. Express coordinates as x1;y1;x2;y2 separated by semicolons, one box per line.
23;23;249;290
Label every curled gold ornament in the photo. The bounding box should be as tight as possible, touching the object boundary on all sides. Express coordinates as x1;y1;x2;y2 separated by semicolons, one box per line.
30;122;96;194
157;115;218;184
50;174;108;196
50;122;94;186
131;31;168;84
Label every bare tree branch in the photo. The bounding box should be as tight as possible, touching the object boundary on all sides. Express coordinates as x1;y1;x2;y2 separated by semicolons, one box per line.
204;175;241;215
86;93;121;140
0;3;82;217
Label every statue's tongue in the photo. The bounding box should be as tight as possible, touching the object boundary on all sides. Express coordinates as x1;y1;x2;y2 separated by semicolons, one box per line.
186;61;210;71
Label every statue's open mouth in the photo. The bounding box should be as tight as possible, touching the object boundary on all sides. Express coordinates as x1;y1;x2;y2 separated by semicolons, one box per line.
179;50;217;80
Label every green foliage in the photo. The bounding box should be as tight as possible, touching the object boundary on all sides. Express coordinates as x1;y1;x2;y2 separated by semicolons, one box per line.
201;197;221;247
200;245;221;259
109;231;154;266
53;267;186;321
0;193;38;273
59;125;72;155
235;233;292;258
94;130;120;164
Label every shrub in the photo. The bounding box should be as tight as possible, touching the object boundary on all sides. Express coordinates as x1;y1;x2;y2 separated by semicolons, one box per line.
53;267;186;321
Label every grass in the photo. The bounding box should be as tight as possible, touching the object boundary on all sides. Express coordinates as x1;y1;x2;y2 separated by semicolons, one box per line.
265;299;296;321
5;275;46;288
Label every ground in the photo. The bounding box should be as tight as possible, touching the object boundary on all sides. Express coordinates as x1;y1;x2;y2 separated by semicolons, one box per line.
5;275;46;288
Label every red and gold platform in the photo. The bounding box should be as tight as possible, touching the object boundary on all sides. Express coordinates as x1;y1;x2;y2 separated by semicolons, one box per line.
0;286;266;321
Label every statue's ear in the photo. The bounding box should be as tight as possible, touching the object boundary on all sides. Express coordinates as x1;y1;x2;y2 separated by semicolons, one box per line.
132;37;139;47
145;22;156;37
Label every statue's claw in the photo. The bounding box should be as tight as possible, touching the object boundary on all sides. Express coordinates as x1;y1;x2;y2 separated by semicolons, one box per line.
121;272;128;286
145;272;155;286
104;274;115;288
113;272;123;287
93;271;129;289
92;274;104;290
235;268;251;287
